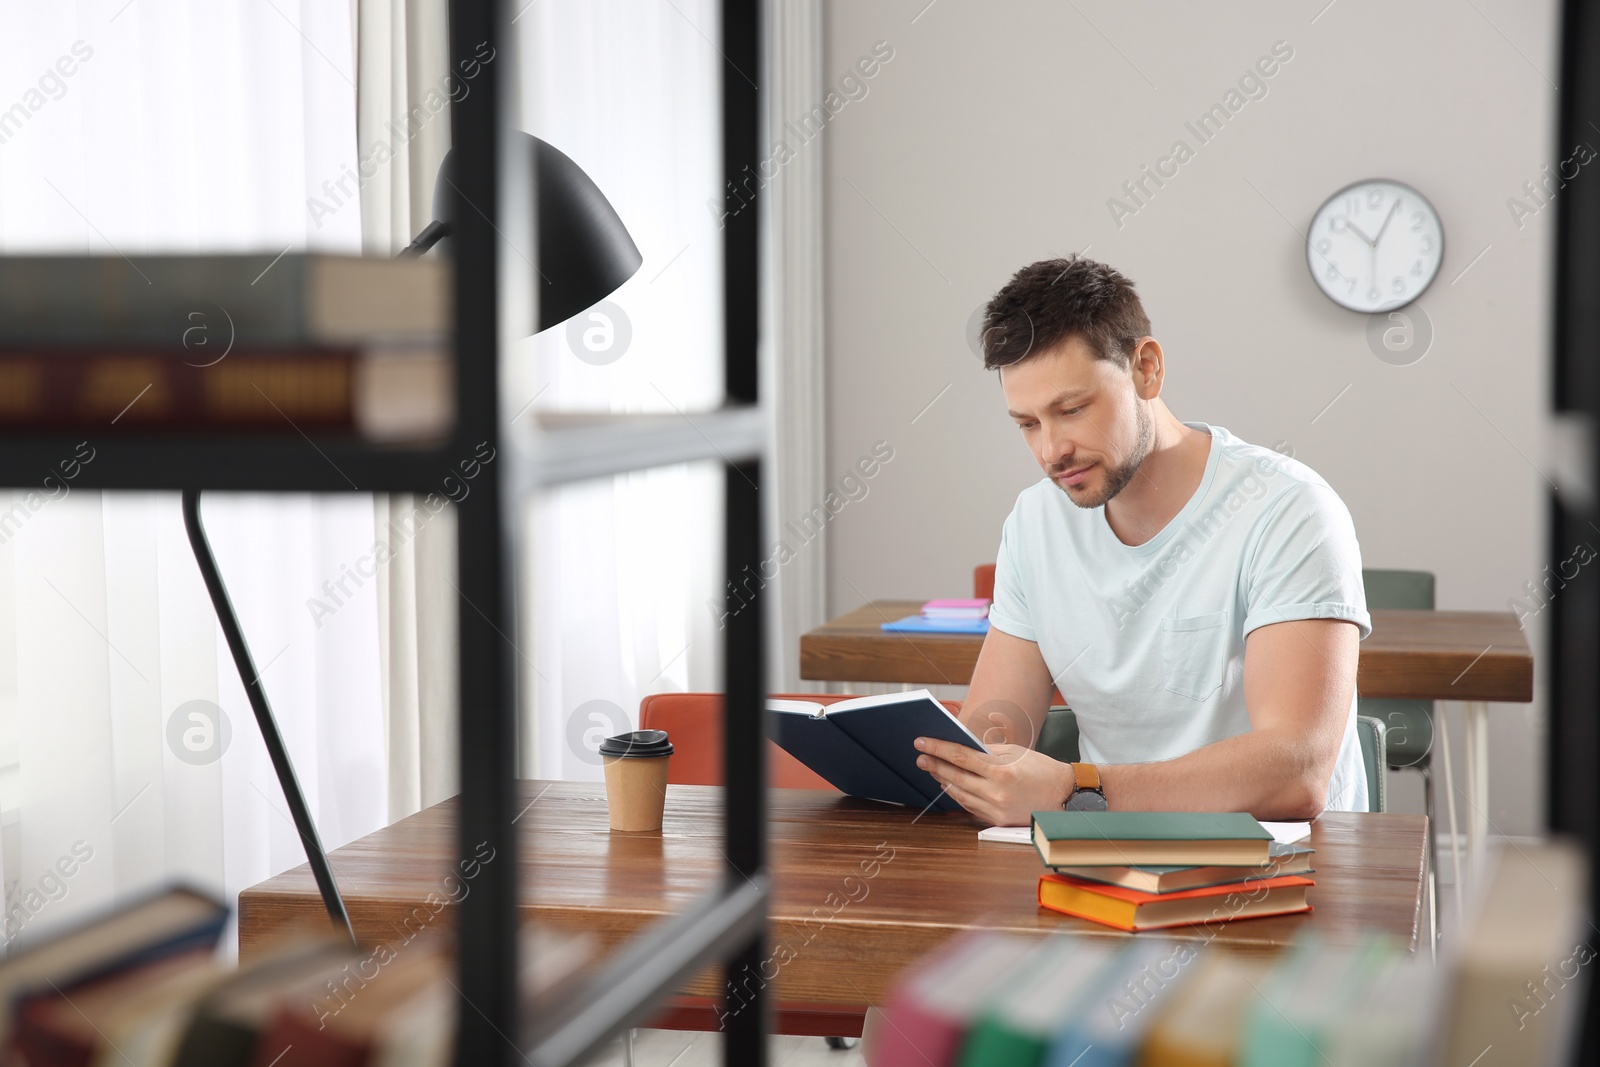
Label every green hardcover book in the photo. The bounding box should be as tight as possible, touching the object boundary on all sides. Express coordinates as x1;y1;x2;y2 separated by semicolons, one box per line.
1030;811;1272;867
1237;935;1395;1067
957;936;1120;1067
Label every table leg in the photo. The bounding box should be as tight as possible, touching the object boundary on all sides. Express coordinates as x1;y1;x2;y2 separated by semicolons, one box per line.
1466;700;1490;868
1435;704;1465;924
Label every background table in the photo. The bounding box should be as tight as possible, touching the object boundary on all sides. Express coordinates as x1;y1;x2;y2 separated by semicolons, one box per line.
801;600;1533;878
240;782;1428;1010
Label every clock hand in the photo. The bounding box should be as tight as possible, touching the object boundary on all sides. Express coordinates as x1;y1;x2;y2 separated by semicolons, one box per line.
1343;218;1377;245
1373;198;1401;246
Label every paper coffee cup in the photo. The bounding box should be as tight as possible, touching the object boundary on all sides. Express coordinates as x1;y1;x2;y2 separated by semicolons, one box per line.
599;729;673;832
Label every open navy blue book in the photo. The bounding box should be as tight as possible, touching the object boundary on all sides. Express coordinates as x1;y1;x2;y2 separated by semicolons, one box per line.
766;689;988;812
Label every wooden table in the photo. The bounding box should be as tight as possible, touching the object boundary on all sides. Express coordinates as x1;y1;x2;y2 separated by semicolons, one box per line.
800;600;1532;700
801;600;1533;879
240;782;1428;1014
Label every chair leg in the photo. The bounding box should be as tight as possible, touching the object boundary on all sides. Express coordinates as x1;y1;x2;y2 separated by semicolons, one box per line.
1422;764;1439;959
623;1028;636;1067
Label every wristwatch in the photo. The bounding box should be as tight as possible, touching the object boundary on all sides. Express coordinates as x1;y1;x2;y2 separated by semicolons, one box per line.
1064;762;1108;812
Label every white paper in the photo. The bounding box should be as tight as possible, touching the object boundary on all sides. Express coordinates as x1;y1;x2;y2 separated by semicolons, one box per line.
1260;820;1312;844
977;825;1033;845
978;820;1312;846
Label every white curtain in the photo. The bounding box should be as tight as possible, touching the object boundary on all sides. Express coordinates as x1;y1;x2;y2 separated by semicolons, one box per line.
516;1;726;779
0;2;386;950
353;0;460;822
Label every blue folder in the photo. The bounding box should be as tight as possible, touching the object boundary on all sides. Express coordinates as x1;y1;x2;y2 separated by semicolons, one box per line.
879;614;990;634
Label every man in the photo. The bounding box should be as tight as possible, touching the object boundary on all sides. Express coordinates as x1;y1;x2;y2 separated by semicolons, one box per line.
914;256;1370;824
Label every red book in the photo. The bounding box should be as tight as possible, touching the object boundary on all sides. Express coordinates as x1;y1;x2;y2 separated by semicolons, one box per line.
1038;872;1314;932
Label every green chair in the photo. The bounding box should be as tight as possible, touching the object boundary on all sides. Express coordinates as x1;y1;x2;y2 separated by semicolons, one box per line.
1038;706;1081;763
1356;715;1387;813
1360;568;1438;946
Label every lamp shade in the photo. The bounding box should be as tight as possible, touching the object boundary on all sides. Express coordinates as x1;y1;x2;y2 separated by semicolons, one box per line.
429;132;642;333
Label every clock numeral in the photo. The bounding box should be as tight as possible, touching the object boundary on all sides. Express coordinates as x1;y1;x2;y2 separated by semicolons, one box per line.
1412;259;1424;276
1392;277;1405;294
1411;211;1425;232
1368;287;1381;301
1367;189;1383;209
1316;238;1332;254
1347;277;1356;293
1419;237;1434;253
1331;215;1349;233
1345;197;1360;215
1326;263;1341;281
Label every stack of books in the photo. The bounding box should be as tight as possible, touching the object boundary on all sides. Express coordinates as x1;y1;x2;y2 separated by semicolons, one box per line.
0;254;452;443
867;840;1589;1067
880;598;991;634
1030;811;1315;931
0;884;592;1067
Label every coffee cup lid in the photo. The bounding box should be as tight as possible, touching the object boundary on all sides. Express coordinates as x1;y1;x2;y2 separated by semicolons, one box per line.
599;729;674;759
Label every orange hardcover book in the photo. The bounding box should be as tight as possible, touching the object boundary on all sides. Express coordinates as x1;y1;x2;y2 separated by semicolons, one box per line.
1037;872;1314;932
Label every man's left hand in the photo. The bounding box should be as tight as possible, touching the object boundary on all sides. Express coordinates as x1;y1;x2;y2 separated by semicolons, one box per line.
914;737;1074;826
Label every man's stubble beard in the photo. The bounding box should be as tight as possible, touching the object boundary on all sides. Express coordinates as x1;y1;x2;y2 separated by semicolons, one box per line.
1056;400;1154;510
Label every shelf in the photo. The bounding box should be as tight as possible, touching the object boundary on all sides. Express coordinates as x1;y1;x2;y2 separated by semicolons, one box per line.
523;879;768;1066
0;434;463;493
519;407;764;488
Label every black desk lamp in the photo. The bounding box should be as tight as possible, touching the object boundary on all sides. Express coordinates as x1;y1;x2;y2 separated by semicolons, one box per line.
402;132;643;330
184;132;640;942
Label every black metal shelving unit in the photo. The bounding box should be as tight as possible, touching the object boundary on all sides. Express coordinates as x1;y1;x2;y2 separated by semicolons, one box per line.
1550;2;1599;1063
0;1;770;1064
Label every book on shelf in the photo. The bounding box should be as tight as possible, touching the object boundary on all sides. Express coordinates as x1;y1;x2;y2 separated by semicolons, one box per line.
1030;810;1274;867
0;885;228;1048
1049;840;1314;894
1324;944;1446;1067
1136;951;1275;1067
956;937;1120;1067
0;254;448;347
169;939;358;1067
1037;871;1314;932
869;931;1041;1067
250;941;450;1067
1238;937;1392;1067
766;689;986;812
12;949;226;1067
1433;840;1589;1067
0;346;451;443
1045;939;1197;1067
868;925;1505;1067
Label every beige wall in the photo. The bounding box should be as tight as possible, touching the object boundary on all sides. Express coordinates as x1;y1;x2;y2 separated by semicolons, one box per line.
819;0;1557;834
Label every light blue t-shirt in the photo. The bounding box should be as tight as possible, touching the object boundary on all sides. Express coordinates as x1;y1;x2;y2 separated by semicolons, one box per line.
989;423;1371;813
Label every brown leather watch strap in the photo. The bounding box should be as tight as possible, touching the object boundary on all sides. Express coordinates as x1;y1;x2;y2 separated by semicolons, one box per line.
1071;762;1101;792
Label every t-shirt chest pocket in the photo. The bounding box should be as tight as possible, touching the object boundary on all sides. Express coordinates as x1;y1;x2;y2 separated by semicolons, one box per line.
1160;611;1229;701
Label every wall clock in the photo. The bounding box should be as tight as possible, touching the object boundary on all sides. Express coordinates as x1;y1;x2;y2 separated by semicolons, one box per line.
1306;179;1443;313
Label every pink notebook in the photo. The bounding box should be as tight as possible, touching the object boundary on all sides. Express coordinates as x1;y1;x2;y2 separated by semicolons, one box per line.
921;598;990;618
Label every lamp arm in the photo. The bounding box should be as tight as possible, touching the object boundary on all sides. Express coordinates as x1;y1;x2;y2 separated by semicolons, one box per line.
181;490;357;947
398;219;450;259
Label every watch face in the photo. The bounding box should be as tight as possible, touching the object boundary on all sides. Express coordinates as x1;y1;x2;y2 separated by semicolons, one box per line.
1065;789;1108;812
1307;179;1443;313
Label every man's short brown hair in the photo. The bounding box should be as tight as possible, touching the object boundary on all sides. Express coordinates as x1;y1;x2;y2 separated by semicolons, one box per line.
979;255;1152;371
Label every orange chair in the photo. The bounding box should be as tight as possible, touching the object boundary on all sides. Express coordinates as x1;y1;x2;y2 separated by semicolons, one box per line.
971;564;1067;705
974;562;996;600
635;690;962;1040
